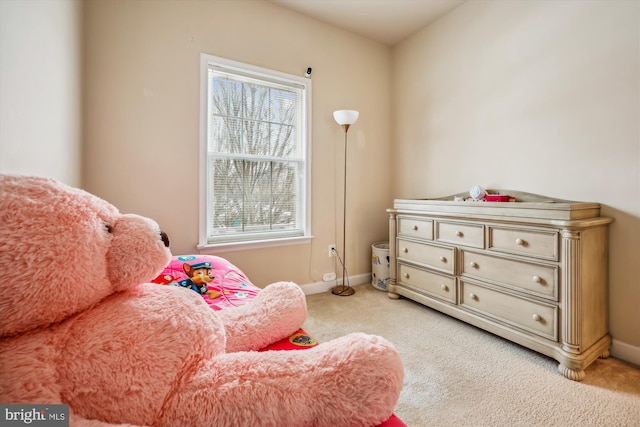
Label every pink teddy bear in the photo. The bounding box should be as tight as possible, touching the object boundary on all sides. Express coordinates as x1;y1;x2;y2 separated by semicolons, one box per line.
0;174;403;427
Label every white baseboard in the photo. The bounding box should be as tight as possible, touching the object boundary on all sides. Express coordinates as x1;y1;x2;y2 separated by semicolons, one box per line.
301;273;371;295
611;339;640;367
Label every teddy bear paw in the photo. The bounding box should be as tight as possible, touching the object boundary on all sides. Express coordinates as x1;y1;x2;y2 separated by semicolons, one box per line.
218;281;307;352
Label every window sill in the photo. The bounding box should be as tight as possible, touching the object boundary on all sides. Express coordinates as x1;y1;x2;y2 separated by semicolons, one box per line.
197;235;313;254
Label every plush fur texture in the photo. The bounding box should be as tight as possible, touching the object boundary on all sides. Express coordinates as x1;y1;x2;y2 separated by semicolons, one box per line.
0;174;404;426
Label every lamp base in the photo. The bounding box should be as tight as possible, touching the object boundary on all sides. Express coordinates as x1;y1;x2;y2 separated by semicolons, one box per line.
331;285;356;296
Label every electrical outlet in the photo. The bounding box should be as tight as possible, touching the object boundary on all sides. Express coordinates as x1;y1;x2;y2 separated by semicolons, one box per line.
322;272;337;282
328;244;336;257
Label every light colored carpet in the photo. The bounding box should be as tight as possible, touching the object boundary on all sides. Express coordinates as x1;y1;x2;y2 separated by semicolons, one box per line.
302;284;640;427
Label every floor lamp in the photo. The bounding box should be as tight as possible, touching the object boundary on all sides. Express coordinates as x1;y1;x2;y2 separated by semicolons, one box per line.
331;109;359;296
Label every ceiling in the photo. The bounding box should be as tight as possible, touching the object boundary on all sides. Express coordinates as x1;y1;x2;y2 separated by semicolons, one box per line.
266;0;467;46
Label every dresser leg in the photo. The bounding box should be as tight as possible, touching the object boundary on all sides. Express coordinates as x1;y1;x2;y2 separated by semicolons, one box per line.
388;292;400;300
558;364;586;381
599;349;611;359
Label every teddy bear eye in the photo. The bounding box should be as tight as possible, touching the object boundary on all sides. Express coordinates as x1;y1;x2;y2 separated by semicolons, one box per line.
104;223;113;233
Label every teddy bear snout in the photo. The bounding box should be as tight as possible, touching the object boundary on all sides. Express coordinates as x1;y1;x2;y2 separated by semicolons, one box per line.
161;231;170;248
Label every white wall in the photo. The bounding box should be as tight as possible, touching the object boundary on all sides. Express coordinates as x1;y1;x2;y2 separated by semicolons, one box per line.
392;0;640;356
0;0;81;186
82;0;392;288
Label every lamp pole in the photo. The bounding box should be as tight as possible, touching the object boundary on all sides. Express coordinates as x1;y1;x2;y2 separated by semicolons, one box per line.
331;110;359;296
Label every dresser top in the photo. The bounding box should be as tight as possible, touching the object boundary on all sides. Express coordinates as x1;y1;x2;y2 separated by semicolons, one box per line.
392;190;609;222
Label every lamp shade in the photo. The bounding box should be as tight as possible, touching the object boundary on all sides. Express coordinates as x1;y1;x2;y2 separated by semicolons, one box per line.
333;110;359;126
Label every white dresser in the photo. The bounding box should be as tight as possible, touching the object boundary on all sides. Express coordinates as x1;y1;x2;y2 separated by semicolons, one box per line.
387;191;613;380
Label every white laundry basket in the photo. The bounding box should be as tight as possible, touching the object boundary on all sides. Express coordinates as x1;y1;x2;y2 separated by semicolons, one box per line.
371;242;390;291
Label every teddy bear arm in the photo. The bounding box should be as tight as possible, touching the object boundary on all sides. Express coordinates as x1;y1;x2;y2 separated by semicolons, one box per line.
57;284;227;426
0;331;65;404
0;338;142;427
160;333;404;427
215;281;307;352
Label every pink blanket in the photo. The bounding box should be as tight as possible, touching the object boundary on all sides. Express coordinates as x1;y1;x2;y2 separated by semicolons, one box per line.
152;255;261;310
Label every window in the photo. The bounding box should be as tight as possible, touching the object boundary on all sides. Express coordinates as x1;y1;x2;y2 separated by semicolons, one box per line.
199;54;312;251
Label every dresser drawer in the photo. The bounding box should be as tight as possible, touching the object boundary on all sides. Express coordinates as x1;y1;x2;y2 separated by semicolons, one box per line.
398;216;433;240
398;263;456;303
397;239;454;274
435;221;484;248
460;281;558;341
488;226;558;260
460;251;558;300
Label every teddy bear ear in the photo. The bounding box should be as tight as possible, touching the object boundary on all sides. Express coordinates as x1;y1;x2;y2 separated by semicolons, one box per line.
0;174;120;337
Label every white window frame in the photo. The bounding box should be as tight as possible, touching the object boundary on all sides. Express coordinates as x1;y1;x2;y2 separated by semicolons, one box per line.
198;53;312;253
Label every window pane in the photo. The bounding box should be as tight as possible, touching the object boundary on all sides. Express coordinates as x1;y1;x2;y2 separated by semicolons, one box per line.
211;158;243;233
209;158;299;236
245;120;269;156
270;123;295;158
244;83;270;122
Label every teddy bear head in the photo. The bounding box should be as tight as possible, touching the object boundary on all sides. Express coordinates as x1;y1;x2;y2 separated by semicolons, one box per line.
0;174;172;337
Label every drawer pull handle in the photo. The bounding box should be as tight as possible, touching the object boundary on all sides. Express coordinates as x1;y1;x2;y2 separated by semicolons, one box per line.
440;256;447;263
403;247;408;253
532;313;542;322
532;275;542;284
456;231;463;237
404;273;410;279
469;261;478;268
441;284;449;291
413;225;419;231
516;238;525;245
469;293;477;300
